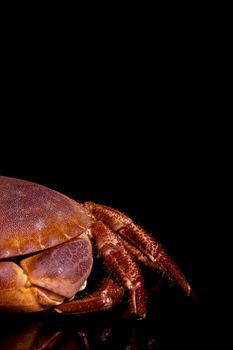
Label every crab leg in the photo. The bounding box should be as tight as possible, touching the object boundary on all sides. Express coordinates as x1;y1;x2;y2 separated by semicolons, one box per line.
85;202;192;297
56;221;147;318
92;220;147;318
118;223;192;296
55;278;123;314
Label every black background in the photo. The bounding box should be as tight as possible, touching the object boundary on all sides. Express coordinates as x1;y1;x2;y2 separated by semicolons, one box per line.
0;119;214;349
0;9;225;348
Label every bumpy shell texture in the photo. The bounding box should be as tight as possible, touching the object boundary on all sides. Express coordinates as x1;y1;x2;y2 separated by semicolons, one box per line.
0;177;91;259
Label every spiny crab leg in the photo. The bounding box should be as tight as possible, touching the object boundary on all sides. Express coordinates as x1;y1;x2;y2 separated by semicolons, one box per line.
57;202;193;317
119;224;192;297
91;220;147;318
56;278;123;314
85;202;192;297
56;220;147;318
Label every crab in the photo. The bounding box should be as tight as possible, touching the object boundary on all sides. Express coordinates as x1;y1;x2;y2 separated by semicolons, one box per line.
0;176;192;318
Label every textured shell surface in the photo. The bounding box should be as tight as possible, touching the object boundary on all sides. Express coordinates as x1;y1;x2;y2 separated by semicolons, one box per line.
0;177;91;259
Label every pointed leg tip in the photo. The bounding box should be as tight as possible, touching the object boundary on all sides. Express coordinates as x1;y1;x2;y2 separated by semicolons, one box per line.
189;289;199;304
137;313;147;320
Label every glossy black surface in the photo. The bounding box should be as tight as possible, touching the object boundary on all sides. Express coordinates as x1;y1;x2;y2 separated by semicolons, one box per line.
0;297;204;349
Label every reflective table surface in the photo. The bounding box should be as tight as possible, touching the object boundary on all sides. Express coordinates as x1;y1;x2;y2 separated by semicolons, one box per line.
0;290;205;350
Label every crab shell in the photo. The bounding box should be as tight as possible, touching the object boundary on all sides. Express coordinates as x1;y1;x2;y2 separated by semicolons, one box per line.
0;176;93;312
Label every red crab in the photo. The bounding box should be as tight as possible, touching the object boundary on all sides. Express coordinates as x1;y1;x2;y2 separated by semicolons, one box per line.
0;176;192;318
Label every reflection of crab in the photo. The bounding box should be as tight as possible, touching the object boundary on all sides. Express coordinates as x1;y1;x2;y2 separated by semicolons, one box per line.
0;176;192;318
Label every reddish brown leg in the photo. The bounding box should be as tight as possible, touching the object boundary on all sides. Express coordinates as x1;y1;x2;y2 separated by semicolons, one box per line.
91;221;147;318
55;278;123;314
56;220;147;318
118;223;192;296
85;202;192;297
